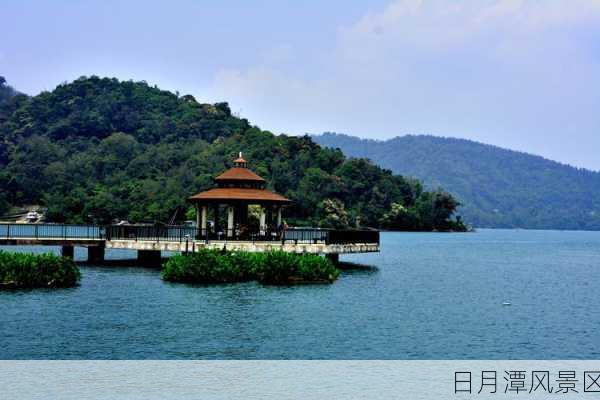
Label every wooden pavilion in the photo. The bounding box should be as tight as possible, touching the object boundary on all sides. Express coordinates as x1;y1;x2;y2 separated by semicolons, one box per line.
188;153;291;239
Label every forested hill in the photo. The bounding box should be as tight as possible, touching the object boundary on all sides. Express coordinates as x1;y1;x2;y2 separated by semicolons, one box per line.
313;133;600;230
0;77;18;106
0;76;464;231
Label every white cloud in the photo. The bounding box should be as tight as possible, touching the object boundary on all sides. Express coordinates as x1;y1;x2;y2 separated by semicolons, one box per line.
206;0;600;169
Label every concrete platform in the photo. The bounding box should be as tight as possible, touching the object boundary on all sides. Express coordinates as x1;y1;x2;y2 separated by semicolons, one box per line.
105;239;379;254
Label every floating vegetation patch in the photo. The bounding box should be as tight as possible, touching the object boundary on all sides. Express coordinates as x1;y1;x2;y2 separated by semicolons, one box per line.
0;251;81;289
162;249;339;285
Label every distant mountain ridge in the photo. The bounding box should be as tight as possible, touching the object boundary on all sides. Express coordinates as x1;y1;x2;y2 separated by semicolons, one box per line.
313;132;600;230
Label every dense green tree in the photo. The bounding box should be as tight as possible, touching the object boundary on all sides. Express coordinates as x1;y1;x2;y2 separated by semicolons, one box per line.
380;190;464;231
380;203;419;231
0;77;463;230
317;198;351;229
0;77;18;107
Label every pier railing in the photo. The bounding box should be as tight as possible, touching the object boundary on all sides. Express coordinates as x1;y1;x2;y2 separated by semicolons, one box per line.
1;223;379;246
0;223;103;240
105;225;199;242
327;229;380;245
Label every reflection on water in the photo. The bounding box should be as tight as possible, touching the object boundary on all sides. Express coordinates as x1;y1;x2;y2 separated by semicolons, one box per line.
337;262;379;275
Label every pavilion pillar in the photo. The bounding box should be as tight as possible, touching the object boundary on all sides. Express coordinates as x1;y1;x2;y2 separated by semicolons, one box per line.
259;206;266;234
277;207;283;227
227;206;234;237
201;205;208;236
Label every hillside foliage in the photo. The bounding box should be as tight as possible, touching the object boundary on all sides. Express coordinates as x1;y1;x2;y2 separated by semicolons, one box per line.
314;132;600;230
0;77;464;230
0;77;18;106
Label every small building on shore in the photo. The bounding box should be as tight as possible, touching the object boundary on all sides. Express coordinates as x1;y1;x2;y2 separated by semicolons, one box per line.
188;153;291;239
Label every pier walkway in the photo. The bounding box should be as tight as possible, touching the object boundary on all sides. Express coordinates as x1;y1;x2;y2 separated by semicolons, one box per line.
0;223;379;265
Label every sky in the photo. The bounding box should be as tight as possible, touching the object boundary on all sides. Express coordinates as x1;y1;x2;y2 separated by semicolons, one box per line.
1;0;600;170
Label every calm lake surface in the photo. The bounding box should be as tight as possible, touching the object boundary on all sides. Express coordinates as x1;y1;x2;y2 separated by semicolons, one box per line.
1;229;599;359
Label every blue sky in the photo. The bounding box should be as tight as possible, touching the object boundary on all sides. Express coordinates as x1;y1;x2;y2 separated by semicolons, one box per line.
2;0;600;169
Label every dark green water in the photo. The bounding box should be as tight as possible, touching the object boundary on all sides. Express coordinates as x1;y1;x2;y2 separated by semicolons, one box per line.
1;229;599;359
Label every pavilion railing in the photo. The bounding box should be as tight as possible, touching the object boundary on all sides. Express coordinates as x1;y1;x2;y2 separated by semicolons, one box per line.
104;225;379;245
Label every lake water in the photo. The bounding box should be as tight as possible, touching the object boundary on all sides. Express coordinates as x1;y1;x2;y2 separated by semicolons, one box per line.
1;229;599;359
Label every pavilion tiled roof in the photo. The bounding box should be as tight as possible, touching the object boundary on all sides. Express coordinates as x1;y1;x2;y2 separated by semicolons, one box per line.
189;188;291;203
214;167;265;182
189;153;290;204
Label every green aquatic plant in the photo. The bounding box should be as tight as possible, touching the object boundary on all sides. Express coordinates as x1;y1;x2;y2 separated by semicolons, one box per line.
162;249;339;285
258;251;301;284
0;251;80;289
229;251;263;277
297;254;340;283
162;248;254;283
258;251;339;284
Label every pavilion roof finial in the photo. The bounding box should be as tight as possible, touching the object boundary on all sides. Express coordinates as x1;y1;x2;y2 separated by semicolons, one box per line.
233;151;247;167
